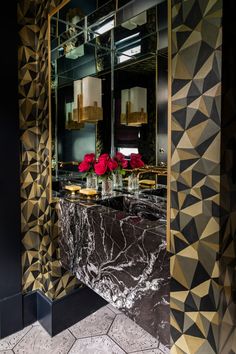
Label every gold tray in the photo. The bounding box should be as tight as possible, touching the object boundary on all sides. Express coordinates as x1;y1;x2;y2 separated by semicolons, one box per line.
64;185;81;193
79;188;100;200
139;179;155;186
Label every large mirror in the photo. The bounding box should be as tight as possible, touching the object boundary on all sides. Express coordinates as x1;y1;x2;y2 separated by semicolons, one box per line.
49;0;168;197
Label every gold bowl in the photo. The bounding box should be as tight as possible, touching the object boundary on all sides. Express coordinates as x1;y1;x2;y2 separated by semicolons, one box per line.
79;188;99;200
64;185;81;195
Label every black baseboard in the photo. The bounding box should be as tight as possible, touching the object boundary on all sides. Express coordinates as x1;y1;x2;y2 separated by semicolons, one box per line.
23;287;107;337
23;291;37;327
0;293;23;339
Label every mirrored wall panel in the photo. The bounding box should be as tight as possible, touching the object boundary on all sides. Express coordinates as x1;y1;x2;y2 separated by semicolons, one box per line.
50;0;168;195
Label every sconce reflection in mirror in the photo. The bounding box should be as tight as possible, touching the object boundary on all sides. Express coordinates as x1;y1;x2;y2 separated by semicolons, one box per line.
121;11;147;30
73;77;103;124
65;102;85;130
63;7;85;60
120;87;147;126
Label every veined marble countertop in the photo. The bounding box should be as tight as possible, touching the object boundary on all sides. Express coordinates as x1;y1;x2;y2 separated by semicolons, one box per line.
59;190;170;350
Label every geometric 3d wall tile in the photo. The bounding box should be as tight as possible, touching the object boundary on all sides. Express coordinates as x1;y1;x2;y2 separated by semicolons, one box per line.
170;0;222;353
18;0;80;300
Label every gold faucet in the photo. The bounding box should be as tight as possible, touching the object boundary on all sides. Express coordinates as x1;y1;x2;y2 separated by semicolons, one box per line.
58;161;79;168
138;166;167;188
138;165;167;175
124;165;167;188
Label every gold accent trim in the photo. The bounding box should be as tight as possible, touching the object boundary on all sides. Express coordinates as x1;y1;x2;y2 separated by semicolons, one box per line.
166;0;172;253
66;120;85;130
48;0;71;204
120;101;147;126
67;111;85;129
120;113;127;125
128;111;148;125
77;94;83;122
73;94;103;123
58;161;79;167
80;104;103;123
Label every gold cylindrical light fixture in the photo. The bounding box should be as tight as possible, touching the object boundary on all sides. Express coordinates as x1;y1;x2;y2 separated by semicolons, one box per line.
73;77;103;123
66;101;84;130
120;86;147;126
120;89;130;125
80;76;103;123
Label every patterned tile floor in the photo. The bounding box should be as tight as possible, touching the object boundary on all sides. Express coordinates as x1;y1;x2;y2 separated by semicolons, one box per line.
0;304;169;354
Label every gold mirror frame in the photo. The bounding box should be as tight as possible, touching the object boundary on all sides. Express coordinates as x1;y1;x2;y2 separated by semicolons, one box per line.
48;0;71;203
166;0;171;252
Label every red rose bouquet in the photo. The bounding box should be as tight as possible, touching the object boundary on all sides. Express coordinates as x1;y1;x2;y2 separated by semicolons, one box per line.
94;153;118;178
78;153;95;175
113;152;128;174
129;153;145;169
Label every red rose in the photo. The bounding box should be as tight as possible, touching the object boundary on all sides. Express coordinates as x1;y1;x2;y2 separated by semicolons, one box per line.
108;159;118;171
130;153;142;160
130;153;145;169
135;159;145;168
94;161;107;175
98;153;109;162
84;153;95;163
115;152;125;161
121;159;128;168
79;160;90;172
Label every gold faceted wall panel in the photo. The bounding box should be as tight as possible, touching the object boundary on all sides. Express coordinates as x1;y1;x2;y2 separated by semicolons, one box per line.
18;0;80;299
170;1;222;353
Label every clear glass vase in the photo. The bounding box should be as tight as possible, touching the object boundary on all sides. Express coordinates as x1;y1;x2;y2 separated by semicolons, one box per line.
102;177;113;196
128;172;139;191
113;172;123;190
86;174;98;190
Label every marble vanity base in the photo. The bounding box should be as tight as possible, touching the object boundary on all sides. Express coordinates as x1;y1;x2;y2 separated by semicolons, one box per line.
59;195;170;349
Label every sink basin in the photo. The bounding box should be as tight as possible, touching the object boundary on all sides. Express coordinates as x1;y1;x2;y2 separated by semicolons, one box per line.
96;195;165;221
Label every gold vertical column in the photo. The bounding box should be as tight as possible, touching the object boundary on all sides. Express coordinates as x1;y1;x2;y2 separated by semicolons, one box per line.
166;0;172;253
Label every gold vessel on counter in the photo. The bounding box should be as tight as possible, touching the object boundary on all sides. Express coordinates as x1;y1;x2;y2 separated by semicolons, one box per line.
64;184;81;196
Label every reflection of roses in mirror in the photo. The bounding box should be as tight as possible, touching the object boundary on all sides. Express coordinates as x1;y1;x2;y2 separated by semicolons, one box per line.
113;152;128;176
84;153;95;163
94;153;118;176
130;153;145;169
78;153;95;174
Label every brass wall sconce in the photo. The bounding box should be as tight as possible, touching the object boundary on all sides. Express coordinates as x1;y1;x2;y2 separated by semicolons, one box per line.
73;77;103;123
120;87;148;126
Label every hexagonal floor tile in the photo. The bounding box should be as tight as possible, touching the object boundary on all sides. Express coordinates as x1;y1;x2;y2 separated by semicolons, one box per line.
0;350;14;354
14;326;75;354
0;326;32;351
69;335;125;354
32;321;40;326
107;304;122;315
131;350;168;354
69;306;115;338
108;314;159;353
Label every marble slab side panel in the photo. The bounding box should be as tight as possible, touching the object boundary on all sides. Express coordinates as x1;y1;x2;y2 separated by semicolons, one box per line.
59;199;170;348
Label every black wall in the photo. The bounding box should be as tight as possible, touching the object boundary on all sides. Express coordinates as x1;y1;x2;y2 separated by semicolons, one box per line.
0;2;22;338
220;0;236;351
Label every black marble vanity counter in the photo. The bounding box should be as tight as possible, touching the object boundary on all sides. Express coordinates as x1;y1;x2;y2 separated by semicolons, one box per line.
59;191;170;349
